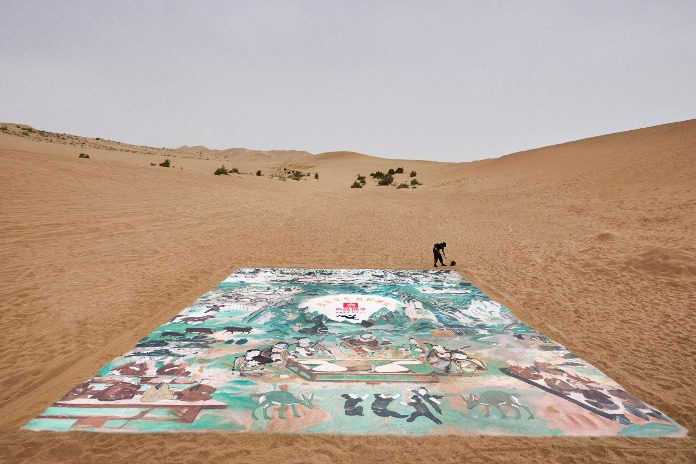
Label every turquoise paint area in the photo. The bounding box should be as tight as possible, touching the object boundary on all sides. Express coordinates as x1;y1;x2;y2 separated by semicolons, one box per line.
618;422;684;437
23;269;687;437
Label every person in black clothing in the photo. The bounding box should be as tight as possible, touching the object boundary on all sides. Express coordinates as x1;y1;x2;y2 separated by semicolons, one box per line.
404;387;444;425
433;242;447;267
371;394;408;418
342;394;367;416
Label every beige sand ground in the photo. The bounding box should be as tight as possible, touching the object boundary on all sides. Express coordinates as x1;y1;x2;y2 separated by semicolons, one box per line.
0;120;694;463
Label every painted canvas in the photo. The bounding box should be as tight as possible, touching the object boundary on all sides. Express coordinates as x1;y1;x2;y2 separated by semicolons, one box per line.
25;268;686;436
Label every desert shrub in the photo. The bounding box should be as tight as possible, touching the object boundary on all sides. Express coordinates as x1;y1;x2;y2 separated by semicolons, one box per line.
0;126;8;131
351;181;363;188
357;175;366;184
256;170;262;176
370;171;385;179
215;165;229;175
159;159;170;167
409;170;417;177
314;173;319;179
396;182;409;189
231;167;239;173
78;153;90;159
150;163;156;166
378;174;394;186
411;178;419;185
395;167;404;174
387;168;395;175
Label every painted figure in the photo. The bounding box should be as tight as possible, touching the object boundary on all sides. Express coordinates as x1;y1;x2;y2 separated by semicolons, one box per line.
403;387;443;425
91;382;140;401
425;344;486;375
156;362;191;377
506;361;543;380
233;349;272;376
342;394;369;416
288;337;332;357
60;382;96;401
341;332;391;356
177;383;216;402
111;362;148;376
371;394;408;419
140;382;176;402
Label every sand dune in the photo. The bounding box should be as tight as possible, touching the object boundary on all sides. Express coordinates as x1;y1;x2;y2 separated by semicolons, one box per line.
0;120;694;462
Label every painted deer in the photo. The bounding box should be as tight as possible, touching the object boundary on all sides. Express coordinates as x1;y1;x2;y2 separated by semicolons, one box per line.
462;391;534;419
251;391;315;420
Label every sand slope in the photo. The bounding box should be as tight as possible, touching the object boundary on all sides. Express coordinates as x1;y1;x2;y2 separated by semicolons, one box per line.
0;120;694;462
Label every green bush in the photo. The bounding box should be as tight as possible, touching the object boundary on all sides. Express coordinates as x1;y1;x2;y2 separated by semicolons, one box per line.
231;167;239;173
256;170;262;176
395;167;404;174
351;181;363;188
370;171;385;179
378;174;394;186
215;165;229;175
409;170;417;177
387;168;395;175
396;182;409;189
159;159;170;167
78;153;90;159
411;178;419;185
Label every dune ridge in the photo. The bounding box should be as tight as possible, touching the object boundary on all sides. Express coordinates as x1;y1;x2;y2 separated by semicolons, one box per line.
0;119;694;463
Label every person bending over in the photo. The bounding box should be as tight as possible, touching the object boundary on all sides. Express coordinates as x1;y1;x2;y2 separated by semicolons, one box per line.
433;242;447;267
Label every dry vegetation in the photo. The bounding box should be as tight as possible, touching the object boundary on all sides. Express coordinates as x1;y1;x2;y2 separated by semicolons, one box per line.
0;120;694;463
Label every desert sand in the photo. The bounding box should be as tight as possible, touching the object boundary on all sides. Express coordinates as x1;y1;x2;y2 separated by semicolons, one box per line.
0;120;694;463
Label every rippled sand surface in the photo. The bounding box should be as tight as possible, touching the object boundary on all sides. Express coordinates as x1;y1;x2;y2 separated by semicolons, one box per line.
0;121;694;463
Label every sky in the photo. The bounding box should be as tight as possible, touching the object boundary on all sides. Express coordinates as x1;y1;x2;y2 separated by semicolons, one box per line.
1;1;695;162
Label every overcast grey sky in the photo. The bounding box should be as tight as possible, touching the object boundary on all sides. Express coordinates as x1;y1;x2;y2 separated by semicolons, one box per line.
2;1;695;161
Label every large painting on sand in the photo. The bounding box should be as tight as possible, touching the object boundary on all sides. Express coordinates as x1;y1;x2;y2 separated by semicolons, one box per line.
25;269;685;436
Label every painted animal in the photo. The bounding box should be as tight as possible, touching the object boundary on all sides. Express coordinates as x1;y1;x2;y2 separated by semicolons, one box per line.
180;315;213;323
223;326;253;334
185;327;214;335
462;391;534;419
251;391;315;419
